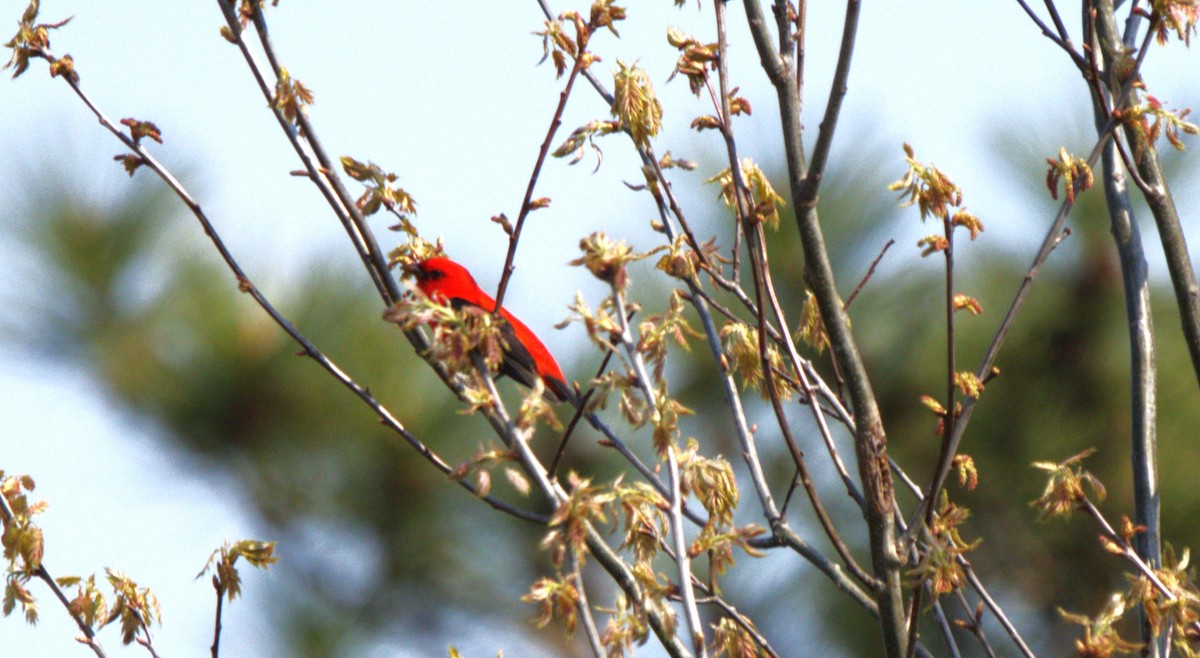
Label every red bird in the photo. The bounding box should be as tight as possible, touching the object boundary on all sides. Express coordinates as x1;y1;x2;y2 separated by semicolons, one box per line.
410;257;574;403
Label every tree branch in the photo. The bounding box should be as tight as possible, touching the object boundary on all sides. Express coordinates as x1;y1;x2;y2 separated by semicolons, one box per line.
209;576;224;658
213;1;398;306
1095;2;1200;391
494;43;586;311
1090;3;1164;652
913;4;1160;528
742;1;908;654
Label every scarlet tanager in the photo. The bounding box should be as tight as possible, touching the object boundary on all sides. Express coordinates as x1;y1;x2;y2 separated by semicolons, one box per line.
410;257;575;404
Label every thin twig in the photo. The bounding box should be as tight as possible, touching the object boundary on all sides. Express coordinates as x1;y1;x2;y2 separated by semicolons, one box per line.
754;525;879;613
888;458;1036;658
647;145;720;274
685;283;867;510
960;558;1036;658
1042;0;1075;48
568;549;604;658
699;264;862;436
906;194;961;658
667;449;706;657
742;0;785;84
697;595;783;658
1013;0;1090;70
951;586;997;658
472;354;560;502
692;271;868;513
493;43;586;312
655;535;786;658
586;406;712;527
751;226;879;591
636;132;783;527
540;1;715;271
630;145;785;532
585;525;693;658
886;442;1035;658
134;620;162;658
929;595;964;658
890;465;1036;658
709;3;743;282
844;239;895;309
549;309;635;477
1082;499;1200;639
476;362;691;658
700;242;1026;657
534;0;614;106
796;0;862;203
539;0;915;638
611;292;707;656
548;385;600;478
1081;3;1154;197
247;5;400;305
210;578;224;658
214;2;396;305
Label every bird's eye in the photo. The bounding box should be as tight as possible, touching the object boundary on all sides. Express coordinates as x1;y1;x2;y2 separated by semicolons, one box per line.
429;270;444;280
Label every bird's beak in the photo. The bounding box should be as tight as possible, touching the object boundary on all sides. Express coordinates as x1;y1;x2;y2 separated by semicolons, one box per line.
400;262;420;278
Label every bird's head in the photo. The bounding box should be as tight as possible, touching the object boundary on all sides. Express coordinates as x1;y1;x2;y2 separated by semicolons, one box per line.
408;257;477;302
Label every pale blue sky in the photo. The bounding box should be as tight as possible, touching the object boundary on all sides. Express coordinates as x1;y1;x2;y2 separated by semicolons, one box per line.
3;1;1199;655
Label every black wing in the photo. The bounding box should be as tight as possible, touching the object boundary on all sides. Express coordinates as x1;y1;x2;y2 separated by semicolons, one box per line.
449;297;565;401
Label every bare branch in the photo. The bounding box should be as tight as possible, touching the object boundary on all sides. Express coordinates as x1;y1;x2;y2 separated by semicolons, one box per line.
1042;0;1075;50
215;1;399;306
209;575;224;658
712;0;877;593
797;0;863;204
1089;3;1165;651
494;41;587;312
742;0;786;84
961;560;1037;658
1095;3;1200;391
928;596;965;658
567;550;604;658
743;1;908;653
548;349;615;477
844;239;895;309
